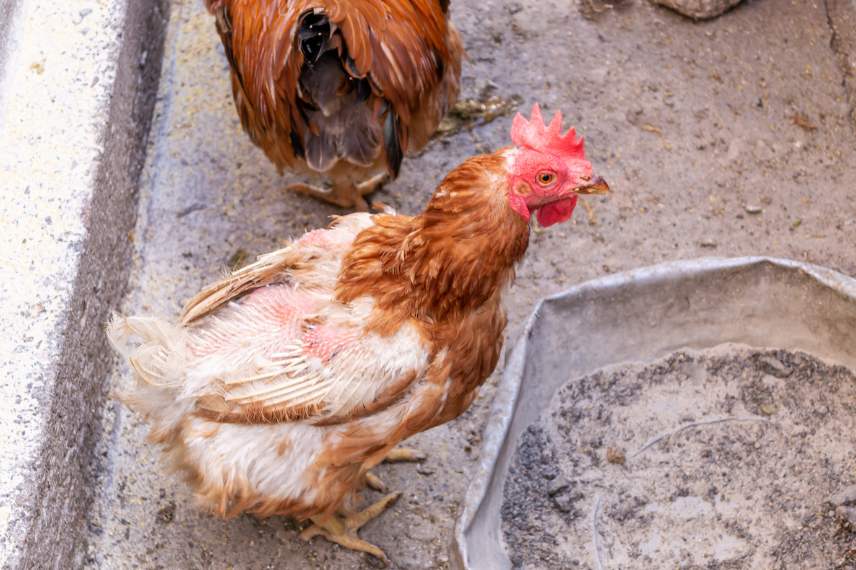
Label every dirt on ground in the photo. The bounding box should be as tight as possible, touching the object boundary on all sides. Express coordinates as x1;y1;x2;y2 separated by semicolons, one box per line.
502;347;856;569
84;0;856;568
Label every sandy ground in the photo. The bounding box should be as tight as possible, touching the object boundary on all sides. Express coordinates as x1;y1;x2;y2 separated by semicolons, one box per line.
85;0;856;568
502;347;856;569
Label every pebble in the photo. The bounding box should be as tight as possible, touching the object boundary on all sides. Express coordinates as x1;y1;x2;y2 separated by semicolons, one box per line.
836;506;856;527
700;239;718;248
745;205;763;215
758;355;793;378
652;0;743;19
552;493;575;513
547;478;569;497
606;447;626;465
541;463;559;481
828;485;856;506
156;502;175;524
74;8;93;25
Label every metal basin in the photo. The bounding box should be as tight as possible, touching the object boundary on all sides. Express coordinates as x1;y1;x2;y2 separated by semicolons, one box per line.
453;256;856;570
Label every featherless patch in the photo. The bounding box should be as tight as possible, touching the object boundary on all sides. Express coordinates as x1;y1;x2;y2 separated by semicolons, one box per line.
107;104;608;563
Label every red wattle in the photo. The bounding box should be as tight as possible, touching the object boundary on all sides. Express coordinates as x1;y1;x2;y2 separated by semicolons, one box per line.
535;197;577;227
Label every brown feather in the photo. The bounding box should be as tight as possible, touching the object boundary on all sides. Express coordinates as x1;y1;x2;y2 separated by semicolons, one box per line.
295;153;530;519
180;246;300;324
117;149;538;522
207;0;462;183
336;153;529;327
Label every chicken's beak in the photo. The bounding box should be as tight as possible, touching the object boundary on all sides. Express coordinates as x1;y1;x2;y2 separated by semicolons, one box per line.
572;176;610;195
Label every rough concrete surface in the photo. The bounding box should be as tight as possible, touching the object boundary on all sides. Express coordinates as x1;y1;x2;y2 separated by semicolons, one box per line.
502;347;856;569
0;1;21;93
83;0;856;568
652;0;744;20
0;0;167;567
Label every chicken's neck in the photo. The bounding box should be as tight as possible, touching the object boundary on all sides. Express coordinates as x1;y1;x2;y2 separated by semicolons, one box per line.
336;154;530;329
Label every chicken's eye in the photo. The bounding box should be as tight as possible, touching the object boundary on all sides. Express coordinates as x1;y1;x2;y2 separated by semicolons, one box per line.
536;171;556;186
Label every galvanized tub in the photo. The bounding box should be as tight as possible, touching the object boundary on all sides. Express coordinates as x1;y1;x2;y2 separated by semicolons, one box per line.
453;256;856;570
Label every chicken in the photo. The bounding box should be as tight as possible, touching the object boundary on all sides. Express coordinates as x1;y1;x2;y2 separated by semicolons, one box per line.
205;0;463;210
107;105;608;563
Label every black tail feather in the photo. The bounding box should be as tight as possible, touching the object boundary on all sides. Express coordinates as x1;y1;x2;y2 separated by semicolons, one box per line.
298;9;331;64
296;7;404;178
384;110;403;178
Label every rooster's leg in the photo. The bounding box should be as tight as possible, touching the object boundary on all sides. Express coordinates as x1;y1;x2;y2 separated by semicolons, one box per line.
357;172;391;211
299;492;401;564
356;172;389;196
365;447;427;492
286;182;368;211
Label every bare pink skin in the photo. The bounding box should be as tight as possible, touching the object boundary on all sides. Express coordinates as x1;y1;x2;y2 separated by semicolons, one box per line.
189;286;322;359
302;325;360;362
505;104;598;227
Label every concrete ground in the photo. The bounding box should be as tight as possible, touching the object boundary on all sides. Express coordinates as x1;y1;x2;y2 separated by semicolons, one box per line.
0;0;166;566
85;0;856;568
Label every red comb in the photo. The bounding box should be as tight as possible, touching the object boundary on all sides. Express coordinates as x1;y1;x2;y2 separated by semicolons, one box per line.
511;103;585;159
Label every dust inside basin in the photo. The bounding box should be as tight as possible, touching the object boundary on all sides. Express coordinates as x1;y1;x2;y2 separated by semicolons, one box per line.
501;345;856;569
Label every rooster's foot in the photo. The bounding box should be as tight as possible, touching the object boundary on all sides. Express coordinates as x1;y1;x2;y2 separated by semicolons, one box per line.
356;172;389;196
299;492;401;565
286;182;368;211
370;200;396;214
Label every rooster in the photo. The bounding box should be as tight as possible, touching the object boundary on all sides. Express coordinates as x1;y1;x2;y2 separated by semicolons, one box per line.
206;0;463;210
108;105;608;563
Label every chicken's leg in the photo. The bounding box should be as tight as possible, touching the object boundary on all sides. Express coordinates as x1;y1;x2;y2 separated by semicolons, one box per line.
355;172;388;197
365;447;426;492
286;182;369;211
286;172;388;212
384;447;426;463
299;492;401;564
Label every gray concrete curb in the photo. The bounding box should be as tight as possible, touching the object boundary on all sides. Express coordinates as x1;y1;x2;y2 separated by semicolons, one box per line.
0;1;168;567
0;2;20;90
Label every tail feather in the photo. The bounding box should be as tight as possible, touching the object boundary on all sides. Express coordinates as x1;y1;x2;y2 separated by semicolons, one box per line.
296;8;385;172
107;314;194;431
297;9;331;64
108;315;188;384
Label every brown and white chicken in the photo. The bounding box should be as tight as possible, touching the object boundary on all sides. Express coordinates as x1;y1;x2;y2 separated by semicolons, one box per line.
205;0;463;210
108;105;608;563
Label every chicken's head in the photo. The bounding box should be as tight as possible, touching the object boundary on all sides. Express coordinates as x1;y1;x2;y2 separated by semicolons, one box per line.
506;104;609;227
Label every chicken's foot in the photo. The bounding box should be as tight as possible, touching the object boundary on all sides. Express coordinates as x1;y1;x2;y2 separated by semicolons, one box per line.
384;447;426;463
355;172;389;196
365;472;386;492
365;447;427;492
286;171;389;212
286;182;369;211
299;492;401;564
358;172;391;212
